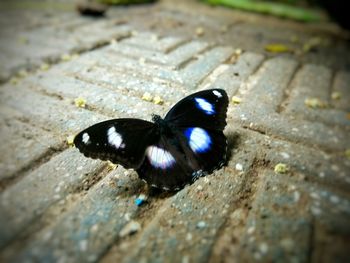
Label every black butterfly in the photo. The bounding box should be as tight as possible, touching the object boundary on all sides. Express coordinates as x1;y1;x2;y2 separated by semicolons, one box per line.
74;89;228;191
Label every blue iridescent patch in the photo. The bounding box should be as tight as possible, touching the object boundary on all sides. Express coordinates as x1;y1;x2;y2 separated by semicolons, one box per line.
184;127;211;153
194;98;215;115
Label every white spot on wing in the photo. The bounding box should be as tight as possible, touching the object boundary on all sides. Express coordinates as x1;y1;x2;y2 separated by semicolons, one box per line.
107;127;125;149
82;133;90;144
213;90;222;98
146;146;175;169
185;127;211;153
195;98;215;115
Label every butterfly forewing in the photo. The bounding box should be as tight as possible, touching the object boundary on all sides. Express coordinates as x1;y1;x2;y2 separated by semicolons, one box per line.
164;89;228;130
74;119;158;169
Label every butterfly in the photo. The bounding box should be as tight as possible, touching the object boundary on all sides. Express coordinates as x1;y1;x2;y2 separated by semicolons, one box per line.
74;89;228;191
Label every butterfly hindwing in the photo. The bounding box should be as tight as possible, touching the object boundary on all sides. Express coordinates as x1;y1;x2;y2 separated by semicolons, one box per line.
179;127;227;173
137;134;196;190
164;89;228;130
136;127;227;191
74;119;158;169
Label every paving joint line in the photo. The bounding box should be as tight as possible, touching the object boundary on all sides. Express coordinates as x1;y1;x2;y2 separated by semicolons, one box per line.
276;63;302;114
239;126;344;155
0;162;109;253
208;161;261;260
0;29;132;85
0;142;66;192
175;42;215;70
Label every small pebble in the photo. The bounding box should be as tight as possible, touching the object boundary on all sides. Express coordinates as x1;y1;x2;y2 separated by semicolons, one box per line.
74;97;86;108
196;221;206;229
196;185;203;191
247;226;255;234
310;192;320;199
119;221;141;237
331;91;341;100
304;98;327;109
142;92;153;102
235;163;243;171
345;149;350;159
231;96;242;104
280;238;294;251
259;242;269;254
280;152;290;159
40;63;50;71
195;27;204;36
139;57;146;65
274;163;289;174
79;240;88;251
330;195;339;204
153;96;164;105
311;206;322;216
293;191;300;202
66;135;75;146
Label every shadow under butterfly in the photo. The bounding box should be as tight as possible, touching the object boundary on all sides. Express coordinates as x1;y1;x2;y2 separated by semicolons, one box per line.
74;89;230;191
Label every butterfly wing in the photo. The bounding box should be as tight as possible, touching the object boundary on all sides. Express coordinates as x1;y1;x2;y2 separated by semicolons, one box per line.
74;119;158;169
136;128;227;191
166;89;228;176
137;89;229;190
164;89;228;130
74;89;228;191
137;133;196;190
178;127;227;173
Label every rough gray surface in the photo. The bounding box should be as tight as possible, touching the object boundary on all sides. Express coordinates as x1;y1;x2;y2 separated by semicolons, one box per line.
0;0;349;263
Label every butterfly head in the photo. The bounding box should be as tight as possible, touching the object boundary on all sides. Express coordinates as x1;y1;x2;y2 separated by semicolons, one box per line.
152;114;173;136
151;114;163;123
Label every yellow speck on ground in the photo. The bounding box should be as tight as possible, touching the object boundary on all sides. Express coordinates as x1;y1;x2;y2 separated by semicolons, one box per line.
153;95;164;105
10;77;20;85
234;48;243;55
139;57;146;65
40;63;50;71
195;27;204;36
74;97;86;108
290;35;300;43
17;69;28;78
264;44;292;53
304;98;327;109
231;96;242;104
331;91;341;100
61;53;78;62
274;163;289;174
150;34;158;42
302;36;327;53
345;149;350;159
17;36;29;45
142;92;153;102
66;135;75;147
61;54;72;61
107;161;117;170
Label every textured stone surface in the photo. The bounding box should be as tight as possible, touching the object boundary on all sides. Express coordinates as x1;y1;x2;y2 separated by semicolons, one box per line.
0;112;62;181
0;149;105;249
0;0;349;263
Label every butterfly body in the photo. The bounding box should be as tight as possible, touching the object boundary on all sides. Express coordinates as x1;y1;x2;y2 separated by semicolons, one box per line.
74;89;228;191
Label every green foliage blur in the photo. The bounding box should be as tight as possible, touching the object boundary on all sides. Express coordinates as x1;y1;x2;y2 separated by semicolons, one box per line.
201;0;325;22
